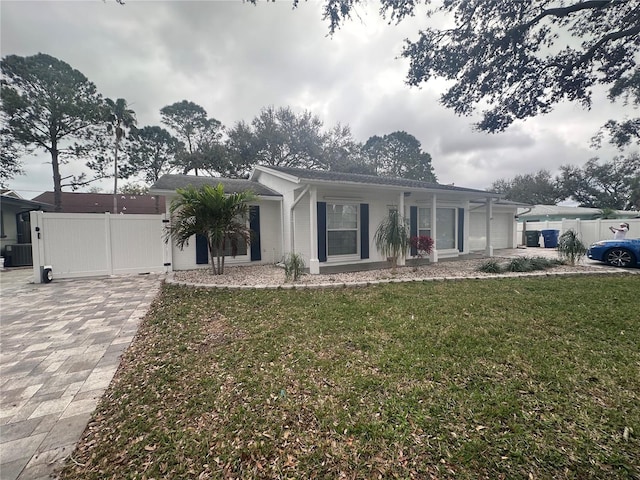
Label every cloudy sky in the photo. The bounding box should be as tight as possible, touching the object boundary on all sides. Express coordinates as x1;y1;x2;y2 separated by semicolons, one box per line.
1;0;634;199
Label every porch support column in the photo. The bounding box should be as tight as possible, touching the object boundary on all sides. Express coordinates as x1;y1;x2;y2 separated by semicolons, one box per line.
485;197;494;257
430;193;438;263
462;200;470;254
309;186;320;274
398;191;406;266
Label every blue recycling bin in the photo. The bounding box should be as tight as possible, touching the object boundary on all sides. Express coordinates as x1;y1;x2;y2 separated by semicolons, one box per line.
541;229;560;248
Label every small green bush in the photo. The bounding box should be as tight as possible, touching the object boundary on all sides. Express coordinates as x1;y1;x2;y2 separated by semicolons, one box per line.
506;256;533;272
478;256;565;274
477;260;503;273
529;256;565;269
283;252;306;282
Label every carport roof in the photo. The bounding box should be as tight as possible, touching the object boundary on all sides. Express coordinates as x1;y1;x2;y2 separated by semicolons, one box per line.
151;175;282;197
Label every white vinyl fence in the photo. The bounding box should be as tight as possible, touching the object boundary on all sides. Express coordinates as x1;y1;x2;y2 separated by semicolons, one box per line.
30;211;171;283
517;218;640;248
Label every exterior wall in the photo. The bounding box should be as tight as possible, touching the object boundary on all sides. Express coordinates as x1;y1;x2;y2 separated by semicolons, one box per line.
309;189;473;265
368;192;404;262
314;189;403;265
254;174;300;256
1;205;19;252
292;196;312;263
168;196;283;271
31;212;169;282
259;200;284;264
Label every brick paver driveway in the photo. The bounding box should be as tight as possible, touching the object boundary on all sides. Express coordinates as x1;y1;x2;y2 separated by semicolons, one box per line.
0;269;161;480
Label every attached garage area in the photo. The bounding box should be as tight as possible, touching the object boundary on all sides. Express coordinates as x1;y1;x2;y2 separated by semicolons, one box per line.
469;209;516;251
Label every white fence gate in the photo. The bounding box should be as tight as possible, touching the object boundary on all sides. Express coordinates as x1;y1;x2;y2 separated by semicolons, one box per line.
517;218;640;247
30;211;171;283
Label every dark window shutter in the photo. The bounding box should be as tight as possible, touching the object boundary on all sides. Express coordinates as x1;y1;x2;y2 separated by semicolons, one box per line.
196;234;208;264
458;208;464;252
250;205;261;261
360;203;369;259
317;201;327;262
410;206;418;256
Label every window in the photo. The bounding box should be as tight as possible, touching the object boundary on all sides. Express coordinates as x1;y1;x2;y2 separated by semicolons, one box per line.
418;207;431;237
222;233;248;257
436;208;456;249
417;207;456;249
327;204;358;256
222;215;249;257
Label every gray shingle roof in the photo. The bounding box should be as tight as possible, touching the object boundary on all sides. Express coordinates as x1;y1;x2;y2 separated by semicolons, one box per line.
151;175;282;197
258;165;497;195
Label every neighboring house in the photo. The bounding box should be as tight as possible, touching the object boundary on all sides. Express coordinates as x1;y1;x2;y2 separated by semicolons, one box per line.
31;192;166;214
151;166;519;274
518;204;638;222
1;191;53;266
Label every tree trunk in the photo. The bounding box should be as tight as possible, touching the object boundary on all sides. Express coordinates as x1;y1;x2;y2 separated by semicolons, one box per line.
209;240;217;275
51;146;62;212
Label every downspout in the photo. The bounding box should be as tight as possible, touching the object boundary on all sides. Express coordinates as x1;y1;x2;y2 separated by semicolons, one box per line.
517;207;533;217
290;185;310;254
517;207;533;246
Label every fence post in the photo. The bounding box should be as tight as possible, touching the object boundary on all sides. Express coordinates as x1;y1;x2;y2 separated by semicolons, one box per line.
162;213;173;273
30;211;45;284
105;213;113;275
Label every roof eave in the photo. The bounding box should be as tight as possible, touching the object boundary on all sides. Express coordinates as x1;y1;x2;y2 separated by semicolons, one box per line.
300;177;500;198
252;165;302;184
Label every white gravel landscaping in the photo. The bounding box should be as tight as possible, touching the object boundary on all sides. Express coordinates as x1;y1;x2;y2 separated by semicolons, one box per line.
170;255;622;289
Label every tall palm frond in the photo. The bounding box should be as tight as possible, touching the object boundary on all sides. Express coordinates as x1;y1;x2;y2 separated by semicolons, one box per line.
105;98;137;207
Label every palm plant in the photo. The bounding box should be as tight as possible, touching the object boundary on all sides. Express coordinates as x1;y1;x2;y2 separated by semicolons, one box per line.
374;209;410;272
557;229;587;266
105;98;136;212
168;184;255;275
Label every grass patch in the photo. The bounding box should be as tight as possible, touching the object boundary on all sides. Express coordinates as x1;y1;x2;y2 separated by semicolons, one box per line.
60;276;640;479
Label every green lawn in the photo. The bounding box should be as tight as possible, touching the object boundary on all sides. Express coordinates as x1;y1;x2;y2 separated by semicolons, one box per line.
60;275;640;479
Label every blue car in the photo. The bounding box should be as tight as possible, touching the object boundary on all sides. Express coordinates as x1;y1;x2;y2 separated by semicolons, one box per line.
587;238;640;268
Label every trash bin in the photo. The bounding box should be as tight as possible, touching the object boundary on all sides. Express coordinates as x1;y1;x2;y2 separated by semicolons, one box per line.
525;230;540;247
541;229;560;248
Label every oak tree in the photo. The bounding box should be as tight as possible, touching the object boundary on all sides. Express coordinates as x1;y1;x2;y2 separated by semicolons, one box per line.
490;170;565;205
558;155;640;210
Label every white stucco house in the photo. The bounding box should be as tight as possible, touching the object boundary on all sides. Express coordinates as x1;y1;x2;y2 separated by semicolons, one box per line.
151;166;519;274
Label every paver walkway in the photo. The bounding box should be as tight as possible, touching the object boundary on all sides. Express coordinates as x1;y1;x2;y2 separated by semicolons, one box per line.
0;269;162;480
